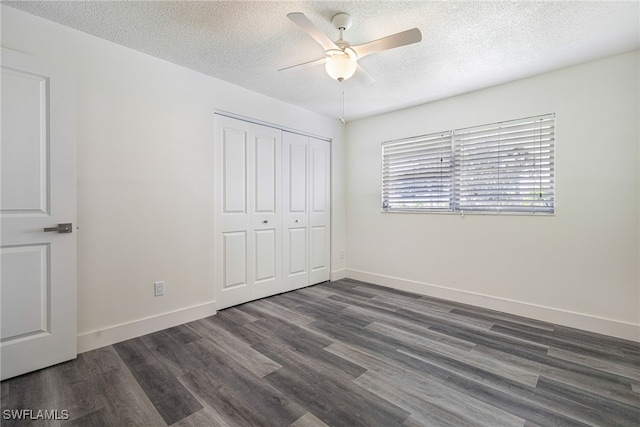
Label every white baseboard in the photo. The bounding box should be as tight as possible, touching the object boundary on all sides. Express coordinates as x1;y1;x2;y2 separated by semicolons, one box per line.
77;301;217;353
345;269;640;342
331;268;346;281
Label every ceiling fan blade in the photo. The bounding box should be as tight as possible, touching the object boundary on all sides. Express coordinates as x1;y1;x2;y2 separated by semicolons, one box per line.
287;12;338;51
278;57;325;72
354;64;375;85
352;28;422;59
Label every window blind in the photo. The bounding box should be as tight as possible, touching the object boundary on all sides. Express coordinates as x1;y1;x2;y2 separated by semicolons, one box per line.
381;113;555;214
382;132;453;211
453;114;555;213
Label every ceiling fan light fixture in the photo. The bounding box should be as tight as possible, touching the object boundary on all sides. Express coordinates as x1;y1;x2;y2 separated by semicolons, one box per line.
286;11;421;86
325;48;357;82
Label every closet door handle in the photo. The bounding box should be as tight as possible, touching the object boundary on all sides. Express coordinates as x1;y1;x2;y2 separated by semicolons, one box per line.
263;220;268;224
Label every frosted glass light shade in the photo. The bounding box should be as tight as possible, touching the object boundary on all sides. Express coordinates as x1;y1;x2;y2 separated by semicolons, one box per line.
325;49;357;81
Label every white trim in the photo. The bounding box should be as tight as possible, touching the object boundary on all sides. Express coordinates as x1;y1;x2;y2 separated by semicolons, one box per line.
345;269;640;342
331;268;346;281
77;301;217;353
214;110;332;143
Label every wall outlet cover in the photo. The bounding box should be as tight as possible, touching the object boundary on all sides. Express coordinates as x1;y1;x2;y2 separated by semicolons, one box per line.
154;281;165;297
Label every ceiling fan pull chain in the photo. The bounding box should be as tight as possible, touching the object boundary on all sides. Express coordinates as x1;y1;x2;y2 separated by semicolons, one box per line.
339;83;346;124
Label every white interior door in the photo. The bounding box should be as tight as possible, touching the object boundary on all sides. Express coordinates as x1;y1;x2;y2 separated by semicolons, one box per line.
1;48;77;380
214;115;282;309
308;138;331;284
282;132;309;290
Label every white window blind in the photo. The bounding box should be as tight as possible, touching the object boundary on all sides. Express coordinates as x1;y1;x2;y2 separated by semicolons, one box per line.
454;114;555;213
381;113;555;214
382;132;453;211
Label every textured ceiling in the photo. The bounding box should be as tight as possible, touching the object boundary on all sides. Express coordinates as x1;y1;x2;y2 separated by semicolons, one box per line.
4;1;640;121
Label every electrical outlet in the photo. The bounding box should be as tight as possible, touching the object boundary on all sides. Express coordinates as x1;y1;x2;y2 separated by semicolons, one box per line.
340;249;345;260
154;281;165;297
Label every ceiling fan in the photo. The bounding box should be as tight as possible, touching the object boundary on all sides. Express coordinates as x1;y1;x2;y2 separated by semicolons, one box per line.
281;12;422;83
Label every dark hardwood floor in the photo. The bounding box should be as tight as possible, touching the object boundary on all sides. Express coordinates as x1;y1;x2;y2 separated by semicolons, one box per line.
2;279;639;426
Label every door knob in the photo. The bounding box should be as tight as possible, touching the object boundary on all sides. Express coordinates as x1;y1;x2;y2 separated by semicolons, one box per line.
44;223;73;233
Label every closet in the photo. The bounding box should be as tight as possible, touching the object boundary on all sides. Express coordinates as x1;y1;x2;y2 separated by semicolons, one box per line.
213;114;330;309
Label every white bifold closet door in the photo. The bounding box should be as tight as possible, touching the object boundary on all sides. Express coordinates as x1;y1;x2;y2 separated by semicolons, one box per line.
214;116;330;310
214;116;284;309
282;132;331;289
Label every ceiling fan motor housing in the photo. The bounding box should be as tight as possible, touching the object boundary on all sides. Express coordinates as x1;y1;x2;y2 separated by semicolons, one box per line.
332;13;353;31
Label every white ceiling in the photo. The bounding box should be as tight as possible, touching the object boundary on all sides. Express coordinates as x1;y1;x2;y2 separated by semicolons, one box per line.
5;1;640;121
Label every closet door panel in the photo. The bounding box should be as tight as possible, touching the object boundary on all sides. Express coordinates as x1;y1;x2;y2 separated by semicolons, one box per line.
254;135;277;213
289;143;307;213
310;225;327;271
254;229;276;283
311;146;328;213
222;231;247;289
282;132;309;290
215;120;251;308
252;130;282;299
309;138;331;284
288;227;307;275
222;128;248;214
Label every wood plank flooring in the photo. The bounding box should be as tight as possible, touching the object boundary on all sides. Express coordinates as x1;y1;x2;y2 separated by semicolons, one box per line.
2;278;639;426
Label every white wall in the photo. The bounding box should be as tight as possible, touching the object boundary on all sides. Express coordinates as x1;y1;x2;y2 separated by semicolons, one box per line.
345;51;640;341
1;6;346;351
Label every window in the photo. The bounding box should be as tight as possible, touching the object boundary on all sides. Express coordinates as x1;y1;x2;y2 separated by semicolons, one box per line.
382;131;453;211
382;113;555;214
